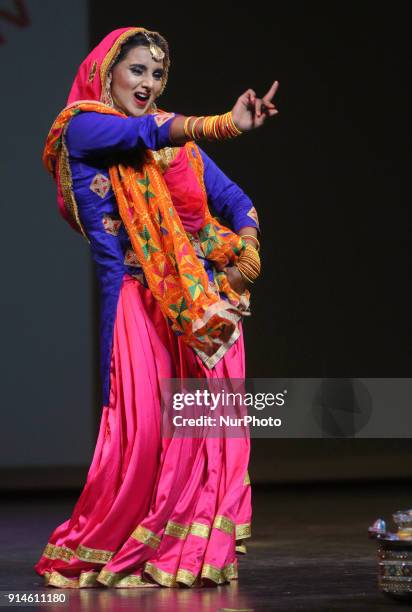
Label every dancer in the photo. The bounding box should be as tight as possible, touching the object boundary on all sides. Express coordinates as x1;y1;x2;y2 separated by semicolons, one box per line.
34;26;278;588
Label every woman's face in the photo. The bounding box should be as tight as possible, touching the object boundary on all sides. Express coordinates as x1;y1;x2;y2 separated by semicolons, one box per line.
110;45;164;117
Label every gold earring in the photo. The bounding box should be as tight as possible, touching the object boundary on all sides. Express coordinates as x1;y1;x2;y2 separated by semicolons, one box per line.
102;72;114;107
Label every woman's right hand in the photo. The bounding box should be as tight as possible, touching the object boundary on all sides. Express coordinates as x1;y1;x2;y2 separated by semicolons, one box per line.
231;80;279;132
224;265;250;296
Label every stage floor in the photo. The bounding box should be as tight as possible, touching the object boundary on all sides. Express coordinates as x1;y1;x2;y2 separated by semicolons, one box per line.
2;481;411;611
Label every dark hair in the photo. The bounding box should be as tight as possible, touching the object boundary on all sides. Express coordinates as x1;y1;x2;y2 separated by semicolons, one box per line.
113;32;169;67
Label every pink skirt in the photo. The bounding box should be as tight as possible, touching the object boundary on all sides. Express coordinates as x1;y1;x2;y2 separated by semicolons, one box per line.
34;274;251;588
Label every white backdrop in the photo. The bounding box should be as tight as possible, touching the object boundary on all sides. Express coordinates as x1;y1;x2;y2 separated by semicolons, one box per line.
0;0;94;467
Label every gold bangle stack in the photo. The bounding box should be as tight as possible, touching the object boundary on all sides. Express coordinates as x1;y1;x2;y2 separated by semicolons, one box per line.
183;111;242;141
236;243;261;284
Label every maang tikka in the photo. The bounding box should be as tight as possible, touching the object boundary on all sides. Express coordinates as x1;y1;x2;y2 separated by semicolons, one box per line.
142;31;165;62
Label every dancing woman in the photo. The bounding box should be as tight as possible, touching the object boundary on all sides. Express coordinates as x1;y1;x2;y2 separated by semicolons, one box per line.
34;26;278;588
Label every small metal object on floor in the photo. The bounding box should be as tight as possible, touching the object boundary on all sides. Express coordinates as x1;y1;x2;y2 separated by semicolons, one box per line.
369;509;412;601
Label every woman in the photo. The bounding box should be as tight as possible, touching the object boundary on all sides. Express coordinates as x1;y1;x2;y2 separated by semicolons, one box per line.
34;26;278;589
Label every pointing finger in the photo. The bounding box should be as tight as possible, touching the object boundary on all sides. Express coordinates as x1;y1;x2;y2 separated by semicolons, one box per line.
264;80;279;101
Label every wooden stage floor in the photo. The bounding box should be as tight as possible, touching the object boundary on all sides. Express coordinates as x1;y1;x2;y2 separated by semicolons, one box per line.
2;481;412;611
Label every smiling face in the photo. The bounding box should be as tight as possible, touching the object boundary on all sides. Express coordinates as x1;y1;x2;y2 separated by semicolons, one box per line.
110;45;164;117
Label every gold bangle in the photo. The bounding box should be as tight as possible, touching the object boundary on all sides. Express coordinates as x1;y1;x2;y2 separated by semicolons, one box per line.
212;115;220;140
238;250;260;267
240;262;260;276
239;257;260;272
240;264;260;278
203;115;212;140
240;234;260;251
194;116;205;139
241;244;261;262
241;251;260;265
236;264;254;284
243;242;260;254
219;113;228;138
224;111;237;138
184;116;193;139
238;266;259;283
191;116;204;140
228;111;242;136
240;257;260;269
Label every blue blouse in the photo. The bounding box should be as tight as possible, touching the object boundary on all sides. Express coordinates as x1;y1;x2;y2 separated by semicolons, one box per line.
65;111;259;405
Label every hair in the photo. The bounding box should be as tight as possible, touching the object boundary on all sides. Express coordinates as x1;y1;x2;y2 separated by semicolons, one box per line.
112;32;169;68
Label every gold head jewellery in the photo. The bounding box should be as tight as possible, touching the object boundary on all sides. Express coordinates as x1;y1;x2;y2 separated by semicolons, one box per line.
142;31;165;62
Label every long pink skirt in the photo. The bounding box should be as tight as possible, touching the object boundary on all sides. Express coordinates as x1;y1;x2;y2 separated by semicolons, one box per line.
34;274;251;588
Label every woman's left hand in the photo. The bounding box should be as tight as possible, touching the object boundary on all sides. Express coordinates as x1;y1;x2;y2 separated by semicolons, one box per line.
224;265;250;295
231;80;279;132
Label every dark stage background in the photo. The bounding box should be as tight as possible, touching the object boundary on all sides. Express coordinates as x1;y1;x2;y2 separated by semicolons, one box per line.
1;1;410;488
90;1;411;483
89;1;409;380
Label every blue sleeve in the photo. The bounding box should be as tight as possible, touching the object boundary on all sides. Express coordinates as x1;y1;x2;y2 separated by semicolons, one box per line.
199;147;260;234
66;111;175;158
